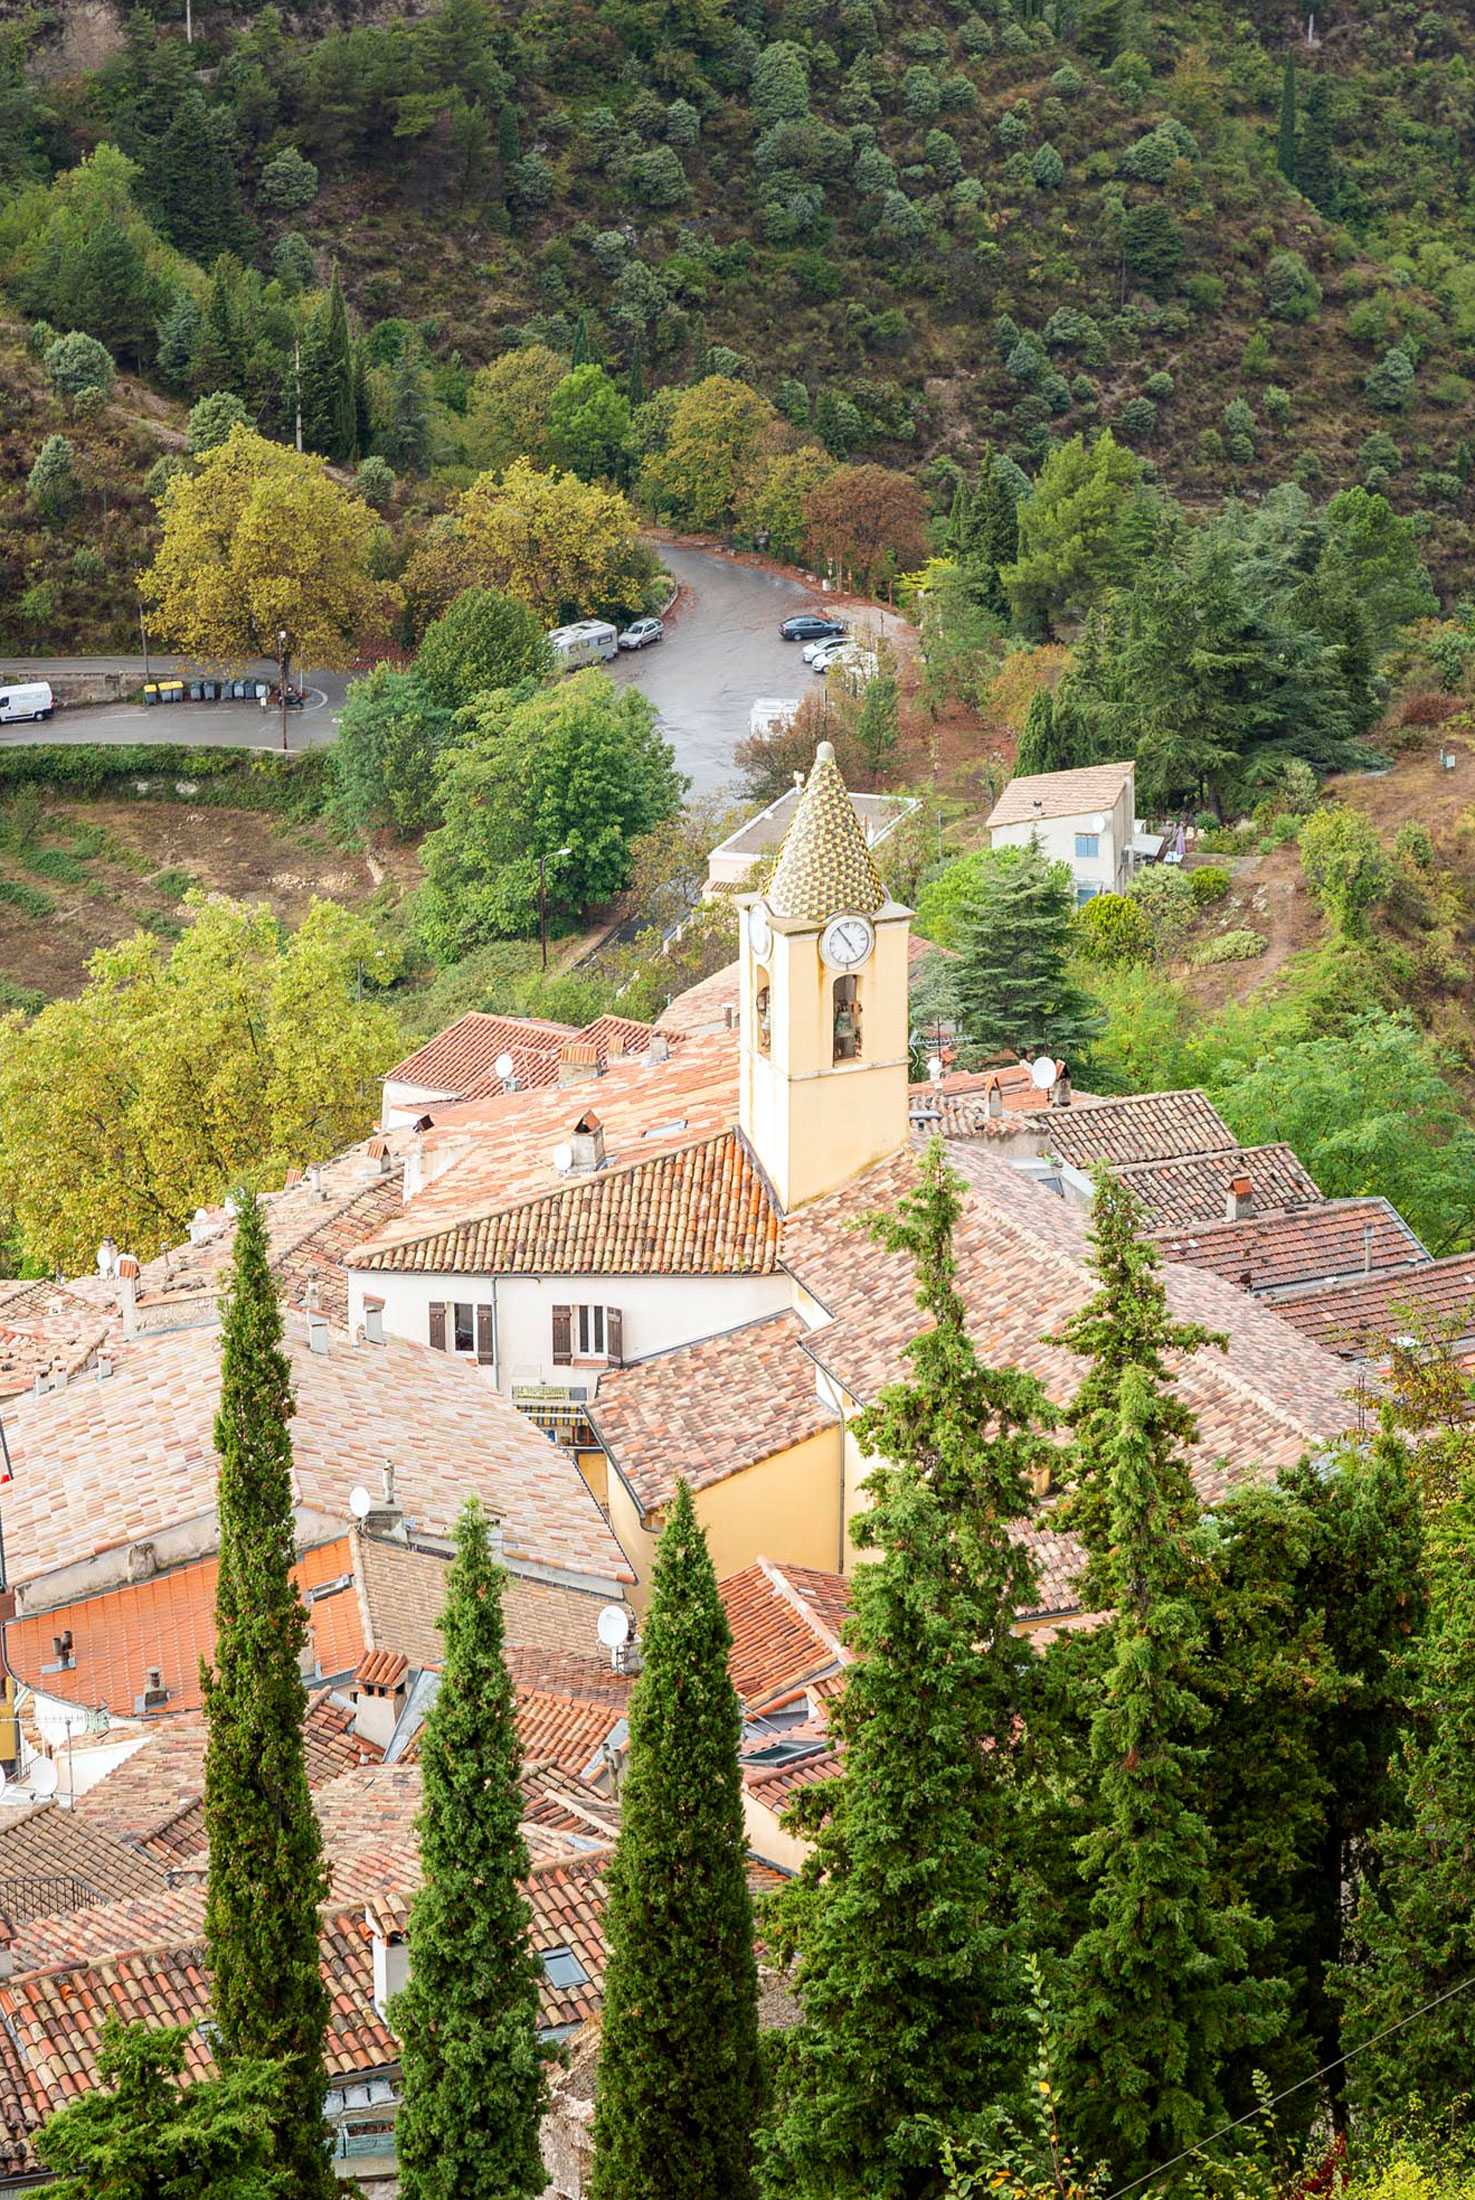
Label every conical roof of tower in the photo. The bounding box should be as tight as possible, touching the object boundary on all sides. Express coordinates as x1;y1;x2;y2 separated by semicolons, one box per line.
766;742;887;922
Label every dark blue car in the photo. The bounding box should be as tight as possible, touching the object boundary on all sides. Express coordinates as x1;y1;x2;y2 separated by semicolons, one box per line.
779;614;847;642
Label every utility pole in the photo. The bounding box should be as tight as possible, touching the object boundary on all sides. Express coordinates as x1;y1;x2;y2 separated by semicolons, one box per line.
294;341;304;454
139;607;151;682
538;845;572;970
278;627;289;753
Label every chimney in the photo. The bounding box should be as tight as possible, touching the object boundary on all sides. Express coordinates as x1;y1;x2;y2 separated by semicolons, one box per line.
1364;1217;1374;1274
351;1649;410;1752
1226;1174;1254;1223
569;1111;606;1173
186;1208;216;1248
986;1078;1003;1120
365;1135;392;1177
307;1162;326;1199
557;1041;601;1088
1055;1065;1072;1108
306;1311;331;1355
364;1302;386;1346
137;1666;169;1714
359;1460;406;1542
50;1631;73;1671
0;1917;16;1984
117;1254;141;1339
647;1032;671;1064
368;1905;410;2019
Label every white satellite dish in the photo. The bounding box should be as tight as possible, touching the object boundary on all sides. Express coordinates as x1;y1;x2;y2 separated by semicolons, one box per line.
1031;1054;1057;1093
552;1142;574;1174
596;1605;631;1651
348;1484;373;1522
1091;813;1107;834
494;1052;516;1083
31;1760;58;1799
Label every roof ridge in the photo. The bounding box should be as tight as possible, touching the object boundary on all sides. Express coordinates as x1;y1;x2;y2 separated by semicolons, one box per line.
761;1558;852;1668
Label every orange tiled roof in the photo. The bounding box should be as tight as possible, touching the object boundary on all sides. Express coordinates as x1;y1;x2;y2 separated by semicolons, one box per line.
525;1850;612;2032
5;1539;365;1718
357;1129;782;1280
1273;1252;1475;1356
515;1690;625;1776
590;1313;838;1516
742;1742;839;1808
1114;1142;1323;1228
385;1011;577;1093
1152;1198;1429;1297
0;1314;632;1591
721;1557;852;1710
1040;1090;1235;1170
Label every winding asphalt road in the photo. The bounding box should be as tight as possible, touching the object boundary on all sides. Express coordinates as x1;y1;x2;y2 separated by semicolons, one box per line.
0;545;856;793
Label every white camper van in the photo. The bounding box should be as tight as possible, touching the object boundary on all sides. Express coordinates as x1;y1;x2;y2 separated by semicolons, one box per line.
546;620;619;673
0;681;54;726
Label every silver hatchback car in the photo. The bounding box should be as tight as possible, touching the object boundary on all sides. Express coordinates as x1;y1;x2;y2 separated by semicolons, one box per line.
618;618;665;650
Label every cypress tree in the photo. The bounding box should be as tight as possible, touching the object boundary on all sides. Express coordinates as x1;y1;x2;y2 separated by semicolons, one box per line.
202;1191;334;2200
323;268;357;463
1064;1368;1284;2183
1297;76;1338;214
964;457;1021;615
589;1479;761;2200
1276;53;1298;185
1340;1450;1473;2126
570;311;603;368
381;341;433;474
625;337;646;408
1014;687;1060;776
945;473;972;558
764;1140;1055;2200
394;1497;548;2199
950;840;1102;1061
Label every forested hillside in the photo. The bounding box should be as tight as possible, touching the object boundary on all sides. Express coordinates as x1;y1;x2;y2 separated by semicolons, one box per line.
5;0;1475;618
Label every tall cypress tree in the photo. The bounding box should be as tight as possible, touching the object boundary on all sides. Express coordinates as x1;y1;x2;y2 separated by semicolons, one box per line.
764;1140;1055;2200
202;1192;334;2200
1297;76;1338;213
1276;54;1298;184
1014;687;1061;777
394;1497;548;2199
951;841;1102;1061
323;268;357;463
589;1479;761;2200
1065;1369;1284;2183
382;341;433;474
1340;1451;1473;2126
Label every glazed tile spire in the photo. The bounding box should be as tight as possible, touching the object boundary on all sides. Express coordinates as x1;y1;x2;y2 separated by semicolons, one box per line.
766;741;886;922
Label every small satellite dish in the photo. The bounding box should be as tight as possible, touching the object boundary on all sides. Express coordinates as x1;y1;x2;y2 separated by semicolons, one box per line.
31;1760;58;1799
494;1052;516;1083
1092;813;1108;834
1031;1054;1057;1093
596;1605;631;1651
348;1484;373;1522
552;1142;574;1174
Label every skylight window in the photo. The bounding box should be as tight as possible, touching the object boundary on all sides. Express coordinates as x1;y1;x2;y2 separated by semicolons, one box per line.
542;1946;590;1990
641;1118;688;1138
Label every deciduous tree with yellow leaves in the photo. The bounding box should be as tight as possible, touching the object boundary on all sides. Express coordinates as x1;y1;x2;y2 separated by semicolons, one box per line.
403;457;652;628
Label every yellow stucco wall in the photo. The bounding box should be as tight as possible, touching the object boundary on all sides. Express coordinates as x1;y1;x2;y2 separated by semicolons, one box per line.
742;1791;813;1873
607;1424;845;1611
574;1447;609;1508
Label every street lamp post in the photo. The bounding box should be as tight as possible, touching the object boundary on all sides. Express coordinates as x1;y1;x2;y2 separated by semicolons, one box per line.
278;627;289;753
539;845;572;970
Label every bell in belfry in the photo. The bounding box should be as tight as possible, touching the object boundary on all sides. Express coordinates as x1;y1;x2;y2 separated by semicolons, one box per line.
833;996;859;1061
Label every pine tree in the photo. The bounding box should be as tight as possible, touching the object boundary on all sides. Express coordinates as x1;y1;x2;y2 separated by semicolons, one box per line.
381;342;433;474
945;473;972;558
202;1192;334;2200
950;840;1102;1061
146;91;248;267
959;455;1019;616
764;1140;1055;2200
1297;76;1338;214
395;1497;548;2199
1276;54;1298;185
1014;687;1061;776
625;337;646;408
589;1479;761;2200
1340;1450;1473;2126
1064;1367;1284;2183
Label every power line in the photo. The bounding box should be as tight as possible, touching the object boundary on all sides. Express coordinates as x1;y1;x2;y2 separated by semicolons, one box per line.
1103;1971;1475;2200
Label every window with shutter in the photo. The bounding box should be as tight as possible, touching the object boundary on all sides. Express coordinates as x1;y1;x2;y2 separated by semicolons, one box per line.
428;1302;447;1351
476;1303;495;1365
551;1305;573;1366
605;1307;623;1367
453;1302;475;1353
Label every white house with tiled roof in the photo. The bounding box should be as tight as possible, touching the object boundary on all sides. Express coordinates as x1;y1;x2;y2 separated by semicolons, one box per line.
986;759;1141;901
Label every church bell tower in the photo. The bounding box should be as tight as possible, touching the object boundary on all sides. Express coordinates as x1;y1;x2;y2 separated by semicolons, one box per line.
737;741;913;1212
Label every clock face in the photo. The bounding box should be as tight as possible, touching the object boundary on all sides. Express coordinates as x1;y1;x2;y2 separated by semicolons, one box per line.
747;903;773;962
821;914;875;970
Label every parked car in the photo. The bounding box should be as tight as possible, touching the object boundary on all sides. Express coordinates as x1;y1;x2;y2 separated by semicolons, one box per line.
807;637;853;672
780;614;846;643
0;680;54;725
617;617;665;650
802;633;849;664
822;646;880;683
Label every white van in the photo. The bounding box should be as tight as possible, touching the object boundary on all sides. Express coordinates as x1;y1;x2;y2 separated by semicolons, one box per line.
0;681;54;726
546;621;619;674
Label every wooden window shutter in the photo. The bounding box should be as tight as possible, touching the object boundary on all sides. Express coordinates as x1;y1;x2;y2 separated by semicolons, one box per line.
476;1302;494;1366
428;1302;447;1352
605;1307;623;1367
551;1305;573;1366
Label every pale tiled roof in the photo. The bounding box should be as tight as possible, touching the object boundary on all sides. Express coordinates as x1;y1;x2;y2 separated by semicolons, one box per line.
0;1805;169;1915
10;1887;206;1978
1273;1252;1475;1356
908;1063;1062;1139
357;1129;781;1280
0;1314;632;1590
1152;1199;1429;1297
590;1313;839;1516
1115;1143;1321;1229
721;1558;852;1710
985;760;1133;830
1040;1090;1234;1170
385;1011;576;1092
0;1282;111;1400
767;742;886;922
5;1539;365;1717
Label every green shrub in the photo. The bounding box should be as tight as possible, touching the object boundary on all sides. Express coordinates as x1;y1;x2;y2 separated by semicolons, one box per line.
150;865;199;899
1190;927;1268;964
25;848;87;883
44;331;115;404
187;391;250;456
70;544;106;583
27;436;79;524
1143;369;1173;400
1190;865;1230;903
1262;383;1292;428
1262;249;1322;321
1432;372;1472;407
18;584;55;627
1072;891;1153;965
0;976;45;1014
259;145;319;210
0;879;55;918
1118;395;1157;441
1394;820;1434;869
1125;863;1195;957
1030;142;1064;189
1366;347;1416;410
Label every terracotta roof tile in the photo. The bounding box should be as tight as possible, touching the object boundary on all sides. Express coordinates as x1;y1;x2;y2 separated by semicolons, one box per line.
515;1691;625;1776
5;1539;365;1718
1152;1198;1430;1296
908;1063;1061;1139
0;1283;111;1401
720;1559;852;1709
1114;1142;1323;1227
742;1742;838;1807
0;1805;169;1915
358;1129;781;1280
590;1313;838;1515
1040;1090;1235;1170
767;742;887;922
985;761;1134;830
1273;1253;1475;1356
354;1648;408;1691
0;1316;632;1590
385;1012;577;1093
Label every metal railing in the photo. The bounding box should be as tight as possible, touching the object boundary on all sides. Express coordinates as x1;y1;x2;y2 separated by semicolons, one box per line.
0;1875;105;1923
